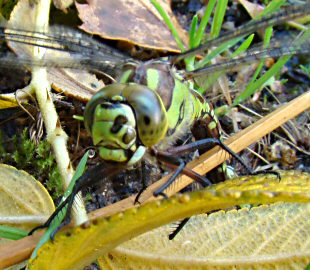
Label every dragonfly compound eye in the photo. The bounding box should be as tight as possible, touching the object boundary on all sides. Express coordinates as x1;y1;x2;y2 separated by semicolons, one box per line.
123;83;169;147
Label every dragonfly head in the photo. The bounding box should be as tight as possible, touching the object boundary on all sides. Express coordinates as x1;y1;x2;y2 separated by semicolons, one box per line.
84;83;168;164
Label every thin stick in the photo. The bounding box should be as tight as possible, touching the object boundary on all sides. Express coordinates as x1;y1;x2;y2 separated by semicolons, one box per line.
0;90;309;269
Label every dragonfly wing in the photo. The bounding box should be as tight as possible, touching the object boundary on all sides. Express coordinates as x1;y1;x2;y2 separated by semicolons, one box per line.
170;3;310;62
0;24;130;59
0;51;129;77
0;24;134;74
184;40;310;92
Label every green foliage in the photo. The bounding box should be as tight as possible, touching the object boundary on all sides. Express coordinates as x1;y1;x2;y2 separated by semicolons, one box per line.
0;128;62;199
0;225;28;240
300;64;310;76
0;0;18;20
31;150;89;259
152;0;308;106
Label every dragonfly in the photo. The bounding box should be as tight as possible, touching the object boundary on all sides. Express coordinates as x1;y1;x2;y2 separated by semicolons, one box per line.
1;2;309;238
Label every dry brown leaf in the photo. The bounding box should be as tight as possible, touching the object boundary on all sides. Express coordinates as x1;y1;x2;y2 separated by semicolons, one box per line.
7;0;104;101
53;0;74;12
49;69;104;102
76;0;188;52
238;0;264;19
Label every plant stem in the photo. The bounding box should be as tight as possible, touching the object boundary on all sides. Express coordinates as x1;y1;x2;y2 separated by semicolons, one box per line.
28;0;87;226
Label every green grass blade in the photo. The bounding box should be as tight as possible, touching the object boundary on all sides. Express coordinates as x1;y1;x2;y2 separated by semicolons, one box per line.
233;26;274;105
64;150;90;196
259;0;287;18
233;24;310;105
193;0;217;47
189;15;198;49
210;0;228;39
233;54;290;105
196;36;243;69
230;34;254;58
30;151;90;258
150;0;185;51
186;15;199;71
300;64;310;75
0;225;28;240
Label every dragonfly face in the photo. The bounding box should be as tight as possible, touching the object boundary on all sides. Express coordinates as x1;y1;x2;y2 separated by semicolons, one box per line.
84;82;168;165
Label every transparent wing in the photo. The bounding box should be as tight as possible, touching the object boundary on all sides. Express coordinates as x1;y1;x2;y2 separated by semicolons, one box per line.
0;24;134;74
169;3;310;62
185;42;310;78
0;51;129;76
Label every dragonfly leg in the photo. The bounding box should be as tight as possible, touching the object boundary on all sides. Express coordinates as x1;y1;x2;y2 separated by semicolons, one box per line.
169;217;190;240
166;138;279;176
134;160;149;205
151;150;212;197
191;115;226;183
153;155;186;198
190;116;280;178
28;196;70;236
167;112;225;239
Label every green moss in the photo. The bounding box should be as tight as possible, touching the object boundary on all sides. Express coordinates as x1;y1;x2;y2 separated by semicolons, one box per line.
0;0;18;20
0;128;62;200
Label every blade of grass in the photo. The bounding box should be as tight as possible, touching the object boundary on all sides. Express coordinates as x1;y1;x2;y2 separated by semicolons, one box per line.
186;15;198;71
230;34;255;58
258;0;286;18
189;15;198;49
0;225;28;240
233;27;309;106
195;36;243;69
30;150;89;258
236;26;273;96
187;0;217;70
150;0;185;51
194;34;254;91
192;0;217;47
210;0;228;39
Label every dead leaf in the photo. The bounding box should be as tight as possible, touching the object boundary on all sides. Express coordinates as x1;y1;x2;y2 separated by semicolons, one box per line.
238;0;264;19
7;0;104;101
0;164;54;231
76;0;188;52
99;203;310;270
53;0;74;13
49;69;104;102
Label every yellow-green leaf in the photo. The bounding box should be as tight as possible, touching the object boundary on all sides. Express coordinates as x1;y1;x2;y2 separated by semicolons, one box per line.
27;171;310;270
99;203;310;270
0;164;55;231
0;96;18;109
